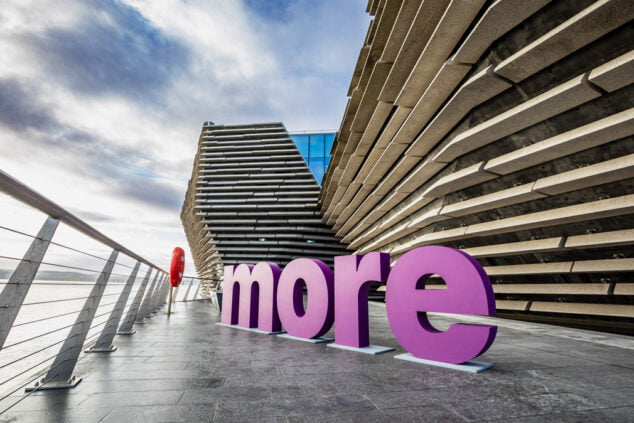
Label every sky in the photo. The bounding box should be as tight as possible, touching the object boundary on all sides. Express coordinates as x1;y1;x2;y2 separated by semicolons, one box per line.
0;0;370;276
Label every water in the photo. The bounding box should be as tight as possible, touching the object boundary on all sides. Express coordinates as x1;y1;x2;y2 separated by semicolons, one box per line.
0;277;198;403
0;281;132;399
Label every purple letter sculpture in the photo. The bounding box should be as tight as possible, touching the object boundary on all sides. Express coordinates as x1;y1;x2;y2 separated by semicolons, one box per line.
386;246;497;365
277;258;334;339
330;253;394;354
220;262;282;333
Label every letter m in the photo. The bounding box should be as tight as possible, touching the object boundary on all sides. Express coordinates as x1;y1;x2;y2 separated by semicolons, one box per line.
220;262;282;333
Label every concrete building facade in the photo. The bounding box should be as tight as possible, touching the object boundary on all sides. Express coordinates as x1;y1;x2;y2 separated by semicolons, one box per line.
181;122;348;296
320;0;634;333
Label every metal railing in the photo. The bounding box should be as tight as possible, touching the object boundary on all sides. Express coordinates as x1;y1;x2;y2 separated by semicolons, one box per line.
0;170;203;412
166;275;218;309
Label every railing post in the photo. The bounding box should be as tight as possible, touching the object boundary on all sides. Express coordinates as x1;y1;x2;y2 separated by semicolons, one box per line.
172;286;179;303
167;285;173;316
27;250;118;391
136;271;160;323
161;276;171;304
151;274;168;311
0;217;59;350
117;267;152;335
86;261;141;353
192;279;201;301
160;279;170;310
183;278;194;301
149;274;163;313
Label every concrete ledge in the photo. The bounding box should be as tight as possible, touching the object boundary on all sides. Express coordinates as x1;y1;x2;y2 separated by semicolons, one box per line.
328;343;395;355
394;353;493;373
277;334;334;344
216;323;284;335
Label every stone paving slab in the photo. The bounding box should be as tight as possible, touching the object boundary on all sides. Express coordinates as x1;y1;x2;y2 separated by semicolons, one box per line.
1;301;633;422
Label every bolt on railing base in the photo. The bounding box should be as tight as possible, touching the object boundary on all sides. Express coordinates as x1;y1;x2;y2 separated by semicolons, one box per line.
116;329;136;336
25;376;82;392
85;345;118;353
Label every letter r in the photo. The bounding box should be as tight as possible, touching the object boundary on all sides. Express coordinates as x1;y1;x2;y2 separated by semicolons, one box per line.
334;253;390;348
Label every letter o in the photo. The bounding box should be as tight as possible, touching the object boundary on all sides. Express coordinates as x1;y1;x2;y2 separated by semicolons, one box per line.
277;258;334;339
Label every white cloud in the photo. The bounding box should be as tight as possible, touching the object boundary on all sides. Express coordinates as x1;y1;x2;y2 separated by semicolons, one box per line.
0;0;370;276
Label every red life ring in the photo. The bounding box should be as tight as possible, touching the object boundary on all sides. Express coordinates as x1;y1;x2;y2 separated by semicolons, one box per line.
170;247;185;287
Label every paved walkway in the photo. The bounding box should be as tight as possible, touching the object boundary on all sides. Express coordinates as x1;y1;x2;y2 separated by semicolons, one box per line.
1;301;633;422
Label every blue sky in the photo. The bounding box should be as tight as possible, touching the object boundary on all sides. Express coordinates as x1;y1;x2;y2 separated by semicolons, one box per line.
0;0;369;272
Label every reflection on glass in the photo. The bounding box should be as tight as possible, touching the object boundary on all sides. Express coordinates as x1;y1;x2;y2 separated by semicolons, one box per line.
309;134;325;157
293;135;310;157
290;132;336;185
325;133;335;156
308;158;326;184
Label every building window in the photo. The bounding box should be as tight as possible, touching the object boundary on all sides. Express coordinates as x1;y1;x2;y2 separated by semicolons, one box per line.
290;131;335;185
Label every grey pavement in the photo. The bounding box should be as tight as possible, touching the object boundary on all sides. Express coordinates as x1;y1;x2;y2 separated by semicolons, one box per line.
1;301;633;422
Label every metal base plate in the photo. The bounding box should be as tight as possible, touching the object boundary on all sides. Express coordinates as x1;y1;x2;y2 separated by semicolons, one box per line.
328;343;395;355
394;353;493;373
134;320;147;325
276;334;333;344
116;330;136;336
25;377;82;392
215;322;285;335
85;345;117;353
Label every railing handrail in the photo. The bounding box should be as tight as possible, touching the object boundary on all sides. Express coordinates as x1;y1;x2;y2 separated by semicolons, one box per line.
0;170;182;410
0;170;163;271
182;275;215;280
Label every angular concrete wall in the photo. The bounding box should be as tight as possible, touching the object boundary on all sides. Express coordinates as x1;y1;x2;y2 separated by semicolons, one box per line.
182;122;348;296
321;0;634;333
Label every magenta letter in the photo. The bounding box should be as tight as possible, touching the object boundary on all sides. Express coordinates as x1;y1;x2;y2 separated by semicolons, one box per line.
334;253;390;348
220;262;282;332
277;258;334;339
386;246;497;364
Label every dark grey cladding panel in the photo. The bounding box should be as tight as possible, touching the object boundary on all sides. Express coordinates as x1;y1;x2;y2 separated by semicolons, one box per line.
182;122;349;279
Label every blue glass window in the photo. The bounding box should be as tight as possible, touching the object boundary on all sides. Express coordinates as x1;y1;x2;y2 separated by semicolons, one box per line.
293;135;310;158
309;134;325;158
290;132;335;185
325;133;335;156
308;158;325;183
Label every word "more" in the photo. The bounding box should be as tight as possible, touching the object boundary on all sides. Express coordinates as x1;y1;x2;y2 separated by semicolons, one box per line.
221;245;497;364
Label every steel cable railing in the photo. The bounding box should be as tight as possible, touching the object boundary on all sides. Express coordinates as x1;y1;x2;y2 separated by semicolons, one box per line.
0;255;142;279
0;169;173;405
20;292;120;307
0;295;139;381
165;276;214;303
12;300;117;328
0;327;110;414
0;223;136;270
2;300;120;351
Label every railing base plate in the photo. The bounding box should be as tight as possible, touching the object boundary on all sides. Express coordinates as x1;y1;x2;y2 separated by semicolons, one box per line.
116;330;136;336
25;377;82;392
85;345;117;353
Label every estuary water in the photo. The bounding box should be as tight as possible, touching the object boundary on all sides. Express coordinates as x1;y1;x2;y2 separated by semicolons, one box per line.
0;281;131;398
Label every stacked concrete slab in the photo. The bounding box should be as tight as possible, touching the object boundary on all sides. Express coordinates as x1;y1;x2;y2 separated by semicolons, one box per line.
182;122;348;294
321;0;634;333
